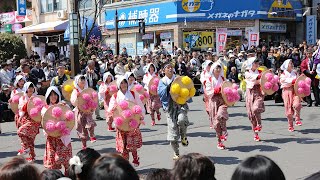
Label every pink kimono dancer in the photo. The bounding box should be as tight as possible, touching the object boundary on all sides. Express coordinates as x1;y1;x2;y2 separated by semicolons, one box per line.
17;115;41;160
208;94;229;143
282;87;302;128
43;136;72;174
147;94;162;124
245;85;265;137
75;108;97;148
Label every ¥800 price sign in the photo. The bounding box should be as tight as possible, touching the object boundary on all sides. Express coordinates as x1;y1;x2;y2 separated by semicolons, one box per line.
183;31;214;49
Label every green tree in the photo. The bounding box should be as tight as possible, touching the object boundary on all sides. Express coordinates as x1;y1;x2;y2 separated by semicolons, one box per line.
0;33;27;62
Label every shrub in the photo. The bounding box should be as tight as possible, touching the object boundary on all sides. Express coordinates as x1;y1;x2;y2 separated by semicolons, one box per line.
0;33;27;62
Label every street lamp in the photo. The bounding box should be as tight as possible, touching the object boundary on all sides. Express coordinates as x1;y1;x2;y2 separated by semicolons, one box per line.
70;0;80;76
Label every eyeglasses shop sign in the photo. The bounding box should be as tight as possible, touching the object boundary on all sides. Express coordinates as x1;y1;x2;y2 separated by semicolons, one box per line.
260;22;287;33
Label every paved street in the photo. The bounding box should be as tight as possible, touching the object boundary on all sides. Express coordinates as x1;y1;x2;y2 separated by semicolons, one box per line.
0;95;320;180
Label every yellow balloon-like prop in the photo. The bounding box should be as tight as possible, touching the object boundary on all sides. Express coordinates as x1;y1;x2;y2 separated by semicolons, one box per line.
64;85;73;92
181;76;192;85
180;88;190;98
176;97;187;105
171;83;181;94
189;87;196;97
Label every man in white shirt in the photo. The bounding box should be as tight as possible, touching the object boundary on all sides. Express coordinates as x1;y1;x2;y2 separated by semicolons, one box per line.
0;62;12;85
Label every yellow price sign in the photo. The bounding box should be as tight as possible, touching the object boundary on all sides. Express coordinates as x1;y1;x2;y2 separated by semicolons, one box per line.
183;31;214;49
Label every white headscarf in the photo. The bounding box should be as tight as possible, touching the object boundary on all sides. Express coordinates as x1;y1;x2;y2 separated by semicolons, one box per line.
45;86;61;105
209;62;224;77
14;75;26;88
116;76;128;90
246;57;257;70
103;72;114;84
124;72;135;80
280;59;292;71
202;60;213;71
23;82;37;95
145;63;157;74
74;75;88;91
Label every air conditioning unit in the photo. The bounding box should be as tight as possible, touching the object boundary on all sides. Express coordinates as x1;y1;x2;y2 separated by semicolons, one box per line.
57;10;67;20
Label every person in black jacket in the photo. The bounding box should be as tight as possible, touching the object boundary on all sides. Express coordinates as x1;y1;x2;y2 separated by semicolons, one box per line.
31;61;46;82
175;55;188;76
21;64;38;86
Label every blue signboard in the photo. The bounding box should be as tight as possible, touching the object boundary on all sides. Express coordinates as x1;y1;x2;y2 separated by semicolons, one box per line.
105;2;177;29
104;0;303;29
17;0;27;16
306;15;317;45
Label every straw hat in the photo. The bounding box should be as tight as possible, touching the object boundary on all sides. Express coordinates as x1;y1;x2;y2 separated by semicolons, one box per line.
221;81;237;107
260;71;277;95
294;75;310;98
42;104;75;138
27;95;46;123
170;76;195;105
112;100;142;132
77;88;99;113
9;92;24;114
148;76;160;95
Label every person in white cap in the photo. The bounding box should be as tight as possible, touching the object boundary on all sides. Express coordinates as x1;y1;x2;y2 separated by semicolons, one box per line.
245;57;265;142
280;59;302;132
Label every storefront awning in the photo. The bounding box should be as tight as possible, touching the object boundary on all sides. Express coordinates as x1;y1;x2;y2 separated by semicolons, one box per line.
16;20;68;34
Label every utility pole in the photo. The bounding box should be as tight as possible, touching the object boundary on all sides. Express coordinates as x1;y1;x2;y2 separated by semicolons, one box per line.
115;9;119;56
114;9;145;55
70;0;80;76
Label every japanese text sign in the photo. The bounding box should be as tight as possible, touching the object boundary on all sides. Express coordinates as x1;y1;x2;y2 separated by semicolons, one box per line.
17;0;27;16
306;15;316;45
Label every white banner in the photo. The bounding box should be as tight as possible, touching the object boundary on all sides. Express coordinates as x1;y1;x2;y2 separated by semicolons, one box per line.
306;15;317;45
216;28;227;53
248;32;259;48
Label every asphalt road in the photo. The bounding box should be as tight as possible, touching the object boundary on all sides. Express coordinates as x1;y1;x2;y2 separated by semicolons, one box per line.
0;95;320;180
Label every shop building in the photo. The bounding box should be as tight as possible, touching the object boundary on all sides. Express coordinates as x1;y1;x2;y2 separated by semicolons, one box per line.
102;0;303;56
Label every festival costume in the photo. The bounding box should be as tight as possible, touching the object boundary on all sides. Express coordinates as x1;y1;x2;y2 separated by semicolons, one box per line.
280;60;302;131
10;75;26;128
108;76;144;166
42;87;72;172
245;58;265;141
17;82;40;161
158;74;189;159
143;64;162;125
201;60;214;128
205;63;229;149
98;72;115;130
71;75;97;148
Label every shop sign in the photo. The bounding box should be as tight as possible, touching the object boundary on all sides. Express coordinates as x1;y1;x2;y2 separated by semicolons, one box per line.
267;0;295;20
142;33;153;40
260;22;286;33
248;32;259;47
160;32;172;39
183;31;214;49
17;0;27;16
12;24;23;32
227;30;242;36
216;28;227;53
4;24;12;33
0;10;32;25
105;2;177;29
306;15;317;45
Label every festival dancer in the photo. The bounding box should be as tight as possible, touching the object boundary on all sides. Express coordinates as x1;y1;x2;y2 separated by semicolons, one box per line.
17;82;40;162
10;75;26;128
42;86;72;173
280;59;302;132
205;62;229;149
108;76;144;167
98;72;115;131
71;75;97;149
245;57;265;142
143;63;162;126
201;60;213;128
125;72;138;90
158;63;189;160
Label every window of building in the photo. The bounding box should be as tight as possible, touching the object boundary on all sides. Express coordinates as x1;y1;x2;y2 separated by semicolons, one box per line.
102;0;134;5
40;0;67;13
79;0;92;9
